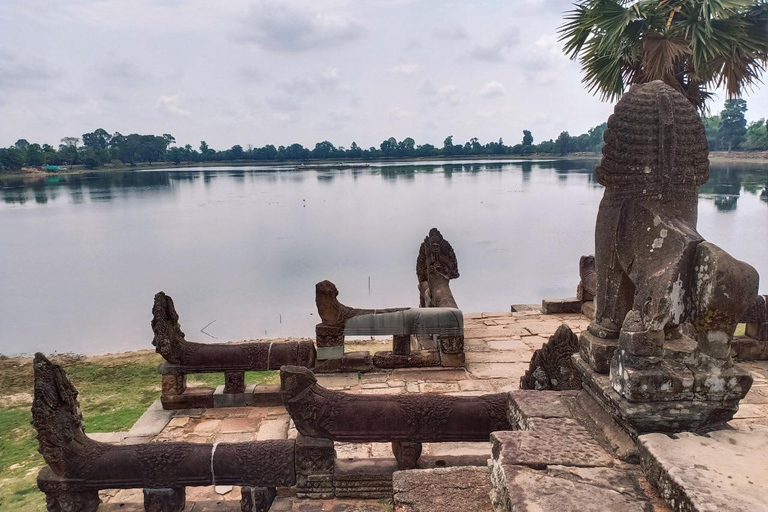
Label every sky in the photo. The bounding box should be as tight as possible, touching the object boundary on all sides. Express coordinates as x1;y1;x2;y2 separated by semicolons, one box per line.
1;0;767;151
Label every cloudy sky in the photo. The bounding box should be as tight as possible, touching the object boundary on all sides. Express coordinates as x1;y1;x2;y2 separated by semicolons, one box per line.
1;0;766;150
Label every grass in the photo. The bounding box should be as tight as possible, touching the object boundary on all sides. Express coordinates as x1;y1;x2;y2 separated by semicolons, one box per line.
0;350;277;510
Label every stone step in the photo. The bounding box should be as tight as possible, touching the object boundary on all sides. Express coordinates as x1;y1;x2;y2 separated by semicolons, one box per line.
639;430;768;512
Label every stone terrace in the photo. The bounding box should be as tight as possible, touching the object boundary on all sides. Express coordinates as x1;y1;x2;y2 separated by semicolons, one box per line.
92;310;768;511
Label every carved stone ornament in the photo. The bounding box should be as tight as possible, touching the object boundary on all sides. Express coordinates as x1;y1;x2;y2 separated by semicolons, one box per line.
520;324;580;391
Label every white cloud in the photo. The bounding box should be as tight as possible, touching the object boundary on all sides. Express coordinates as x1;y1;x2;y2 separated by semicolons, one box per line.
433;25;469;40
479;80;506;98
388;63;420;75
156;95;191;117
388;107;412;119
232;1;366;53
467;27;520;62
281;68;348;95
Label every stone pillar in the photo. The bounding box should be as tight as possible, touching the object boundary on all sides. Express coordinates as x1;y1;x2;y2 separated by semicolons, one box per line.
224;371;246;394
314;324;345;373
439;335;465;367
240;487;277;512
295;433;335;498
393;335;411;356
161;374;186;395
143;488;185;512
43;490;100;512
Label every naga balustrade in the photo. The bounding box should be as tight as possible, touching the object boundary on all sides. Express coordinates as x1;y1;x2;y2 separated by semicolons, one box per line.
313;228;465;373
31;354;295;512
152;291;316;409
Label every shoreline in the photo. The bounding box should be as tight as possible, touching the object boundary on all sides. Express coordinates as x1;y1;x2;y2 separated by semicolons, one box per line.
1;151;766;180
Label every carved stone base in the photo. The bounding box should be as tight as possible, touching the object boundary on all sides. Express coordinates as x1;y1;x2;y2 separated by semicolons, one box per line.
240;486;276;512
392;441;422;470
333;459;399;499
578;331;617;375
295;434;335;499
575;354;743;436
372;350;441;369
44;490;100;512
438;335;464;355
440;352;465;367
143;488;185;512
160;386;215;409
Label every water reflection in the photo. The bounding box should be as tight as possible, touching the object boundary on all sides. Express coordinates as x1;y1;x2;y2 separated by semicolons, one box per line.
1;159;766;211
1;159;766;355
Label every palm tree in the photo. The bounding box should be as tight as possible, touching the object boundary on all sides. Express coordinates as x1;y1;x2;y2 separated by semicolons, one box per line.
559;0;768;112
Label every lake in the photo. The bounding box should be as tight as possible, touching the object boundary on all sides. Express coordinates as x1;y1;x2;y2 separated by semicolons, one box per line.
1;159;767;356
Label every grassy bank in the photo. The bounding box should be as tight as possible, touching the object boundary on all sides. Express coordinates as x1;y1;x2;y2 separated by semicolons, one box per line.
0;350;278;511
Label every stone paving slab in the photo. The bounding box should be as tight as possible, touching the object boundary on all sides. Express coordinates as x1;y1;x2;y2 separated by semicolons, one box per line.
392;466;494;512
491;465;655;512
95;312;768;509
639;430;768;512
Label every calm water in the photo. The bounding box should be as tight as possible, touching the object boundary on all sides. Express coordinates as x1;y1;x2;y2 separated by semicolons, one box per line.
1;159;767;356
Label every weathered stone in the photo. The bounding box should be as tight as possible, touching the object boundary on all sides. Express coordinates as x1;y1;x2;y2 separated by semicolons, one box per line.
507;390;578;430
240;487;276;512
251;384;283;407
576;390;639;463
582;81;758;433
732;336;768;360
333;459;399;498
295;434;335;499
161;386;215;409
42;488;101;512
224;371;246;394
143;488;184;512
490;419;614;469
579;330;617;375
439;353;465;367
393;466;494;512
372;350;441;369
391;441;422;470
314;351;373;374
392;335;411;356
214;385;251;408
161;374;186;395
490;465;653;512
575;354;741;435
281;366;510;442
541;298;583;315
639;430;768;511
520;323;581;390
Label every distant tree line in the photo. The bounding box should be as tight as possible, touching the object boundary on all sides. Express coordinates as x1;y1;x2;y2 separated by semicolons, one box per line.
0;125;608;172
1;97;765;172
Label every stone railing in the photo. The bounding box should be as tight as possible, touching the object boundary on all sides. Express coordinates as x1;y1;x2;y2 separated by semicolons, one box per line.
31;353;295;512
313;228;465;373
280;365;511;498
152;291;316;409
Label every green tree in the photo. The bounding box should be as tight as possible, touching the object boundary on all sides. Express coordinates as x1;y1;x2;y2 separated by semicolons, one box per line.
743;119;768;150
522;130;533;146
719;99;748;151
555;131;572;154
559;0;768;112
82;128;111;149
0;147;24;170
25;143;44;167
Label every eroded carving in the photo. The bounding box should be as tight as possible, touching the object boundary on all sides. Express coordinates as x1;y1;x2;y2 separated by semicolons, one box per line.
280;366;510;442
520;324;580;391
